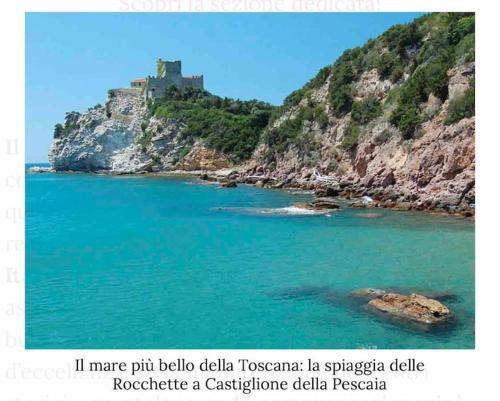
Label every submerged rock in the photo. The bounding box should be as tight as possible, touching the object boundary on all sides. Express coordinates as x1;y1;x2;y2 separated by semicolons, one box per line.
355;212;384;219
367;293;451;325
350;288;386;300
269;286;334;300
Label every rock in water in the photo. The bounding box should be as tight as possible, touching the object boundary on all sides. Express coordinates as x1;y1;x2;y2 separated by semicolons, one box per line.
368;293;451;325
219;180;237;188
355;212;384;219
314;186;340;197
309;197;340;209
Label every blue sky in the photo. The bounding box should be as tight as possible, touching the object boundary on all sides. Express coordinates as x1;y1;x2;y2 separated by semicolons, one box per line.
26;12;423;162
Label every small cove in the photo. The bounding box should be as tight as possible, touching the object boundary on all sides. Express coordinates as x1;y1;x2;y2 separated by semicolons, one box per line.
26;168;475;349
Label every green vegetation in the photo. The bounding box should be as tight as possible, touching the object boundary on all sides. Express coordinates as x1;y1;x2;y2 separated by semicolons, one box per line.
351;97;382;124
329;84;353;117
278;66;332;113
175;144;192;162
54;111;80;138
283;88;307;109
375;52;402;81
382;22;423;57
315;105;329;128
445;85;475;125
340;122;361;151
388;13;474;138
447;15;474;46
88;104;102;111
263;108;308;154
390;103;422;140
327;48;359;117
149;85;275;162
259;13;475;158
262;101;327;154
96;13;475;165
53;123;63;138
263;12;475;155
137;130;154;152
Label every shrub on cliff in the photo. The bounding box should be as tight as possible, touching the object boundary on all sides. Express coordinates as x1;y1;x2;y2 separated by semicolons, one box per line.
382;22;423;57
390;102;422;140
58;111;80;137
390;46;452;137
445;85;475;125
283;88;307;109
351;97;382;124
329;84;353;117
263;110;306;154
326;48;367;117
315;106;329;128
447;15;475;46
375;52;403;82
340;122;361;151
53;124;63;138
305;66;331;90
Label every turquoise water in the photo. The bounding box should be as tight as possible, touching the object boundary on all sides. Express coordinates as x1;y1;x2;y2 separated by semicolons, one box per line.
26;167;475;349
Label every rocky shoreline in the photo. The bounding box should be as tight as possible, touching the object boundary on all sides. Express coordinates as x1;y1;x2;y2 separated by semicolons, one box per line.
171;167;473;217
28;165;474;218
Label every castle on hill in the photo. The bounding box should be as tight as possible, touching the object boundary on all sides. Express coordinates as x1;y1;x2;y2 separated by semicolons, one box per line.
131;58;204;100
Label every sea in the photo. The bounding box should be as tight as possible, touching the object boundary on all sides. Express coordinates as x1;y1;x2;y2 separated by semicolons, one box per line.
25;164;475;349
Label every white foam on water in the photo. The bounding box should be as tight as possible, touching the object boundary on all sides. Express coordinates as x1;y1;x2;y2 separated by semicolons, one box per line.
256;206;330;215
212;206;333;216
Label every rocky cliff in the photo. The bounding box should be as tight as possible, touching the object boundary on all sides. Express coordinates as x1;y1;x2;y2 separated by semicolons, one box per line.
49;86;259;173
244;12;475;214
244;61;475;213
49;13;475;214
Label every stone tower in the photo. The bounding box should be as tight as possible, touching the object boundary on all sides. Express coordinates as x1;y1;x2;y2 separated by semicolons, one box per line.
131;58;204;100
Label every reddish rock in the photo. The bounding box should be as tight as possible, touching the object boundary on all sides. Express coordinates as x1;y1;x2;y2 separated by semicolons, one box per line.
368;293;451;325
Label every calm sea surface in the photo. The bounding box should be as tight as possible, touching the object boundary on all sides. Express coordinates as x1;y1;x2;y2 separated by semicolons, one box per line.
26;165;475;349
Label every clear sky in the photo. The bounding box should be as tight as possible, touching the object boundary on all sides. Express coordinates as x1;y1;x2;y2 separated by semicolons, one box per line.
26;12;423;162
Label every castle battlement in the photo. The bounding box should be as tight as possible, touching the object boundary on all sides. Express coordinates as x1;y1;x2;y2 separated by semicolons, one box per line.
131;58;204;100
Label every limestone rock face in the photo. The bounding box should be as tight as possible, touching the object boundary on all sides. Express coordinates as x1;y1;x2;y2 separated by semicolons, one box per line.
48;89;212;173
49;89;151;173
368;293;451;325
